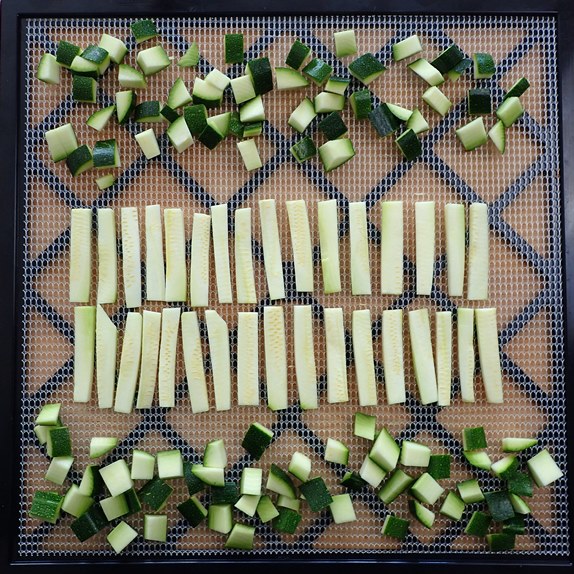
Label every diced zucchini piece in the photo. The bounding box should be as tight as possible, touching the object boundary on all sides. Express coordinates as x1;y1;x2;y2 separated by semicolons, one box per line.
93;139;120;169
179;42;200;67
428;454;451;480
325;76;350;95
66;145;93;177
341;471;367;491
527;449;563;487
130;450;155;481
242;422;273;460
456;117;488;151
184;104;207;136
491;455;519;479
203;439;227;470
78;464;103;498
143;515;167;542
509;493;532;515
182;462;204;497
464;450;492;470
369;104;401;137
277;496;300;511
178;496;208;527
462;427;487;451
408;308;438;404
504;77;530;100
487;532;516;552
34;426;48;447
369;427;400;472
137;45;170;76
56;40;81;68
100;459;133;497
503;515;526;535
484;490;515;522
286;40;311;70
101;494;129;520
325;438;349;465
237;139;262;171
131;19;157;43
318;112;347;140
377;469;414;504
62;484;94;518
224;33;243;63
240;95;265;124
135;128;160;159
360;454;387;488
156;449;183;479
237;312;259;406
192;78;223;109
211;482;239;506
431;44;464;74
381;514;409;539
440;491;465;520
274;66;309;90
190;465;225;487
324;307;349;403
411;472;444;505
393;34;423;61
473;52;495;79
348;53;386;85
329;494;356;524
256;496;279;524
134;100;163;123
116;90;136;124
496;96;524;127
318;199;341;293
87;105;115;132
247;57;273;95
334;30;357;57
89;437;117;459
99;33;127;64
408;58;444;86
230;75;256;105
396;128;422;161
45;123;78;162
488;120;506;154
118;64;147;89
349;202;372;295
400;441;431;467
457;479;484;503
300;477;333;511
266;464;296;498
502;437;538;452
350;89;372;120
319;138;355;172
286;200;314;292
507;472;533;497
235;494;261;517
446;57;473;81
209;504;233;534
37;53;60;85
70;504;108;541
70;56;99;79
288;97;316;133
468;88;492;115
138;477;173;511
205;68;230;92
36;403;61;427
288;451;312;482
423;86;451;116
161;104;180;123
272;506;301;534
259;198;285;300
354;412;376;440
409;499;435;529
465;510;492;537
46;426;72;458
225;523;255;550
45;456;74;485
406;108;429;134
387;103;413;120
302;58;333;85
30;491;64;524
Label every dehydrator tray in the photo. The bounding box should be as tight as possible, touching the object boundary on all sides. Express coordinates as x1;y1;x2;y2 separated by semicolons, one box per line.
1;0;572;569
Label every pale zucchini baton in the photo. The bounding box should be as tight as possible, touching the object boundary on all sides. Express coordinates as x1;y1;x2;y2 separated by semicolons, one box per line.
293;305;318;410
205;310;231;411
190;213;211;307
259;199;285;300
286;199;314;292
164;207;187;302
145;205;166;302
120;207;142;308
97;208;117;304
264;306;288;410
69;208;92;303
324;307;349;403
237;312;259;406
234;207;257;304
181;311;210;413
136;310;161;409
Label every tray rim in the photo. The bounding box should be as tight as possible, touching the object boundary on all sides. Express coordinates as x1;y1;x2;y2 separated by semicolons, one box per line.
1;0;572;571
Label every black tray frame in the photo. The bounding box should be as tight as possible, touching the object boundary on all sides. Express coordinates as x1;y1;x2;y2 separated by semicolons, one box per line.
1;0;572;571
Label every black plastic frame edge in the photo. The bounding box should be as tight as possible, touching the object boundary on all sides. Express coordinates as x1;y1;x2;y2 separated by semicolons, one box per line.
1;0;572;571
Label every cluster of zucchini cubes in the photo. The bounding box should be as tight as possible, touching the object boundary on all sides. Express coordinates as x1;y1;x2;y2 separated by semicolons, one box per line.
346;413;562;551
29;402;564;553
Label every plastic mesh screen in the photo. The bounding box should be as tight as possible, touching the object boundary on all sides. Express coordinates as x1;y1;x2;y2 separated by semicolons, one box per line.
18;14;568;558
